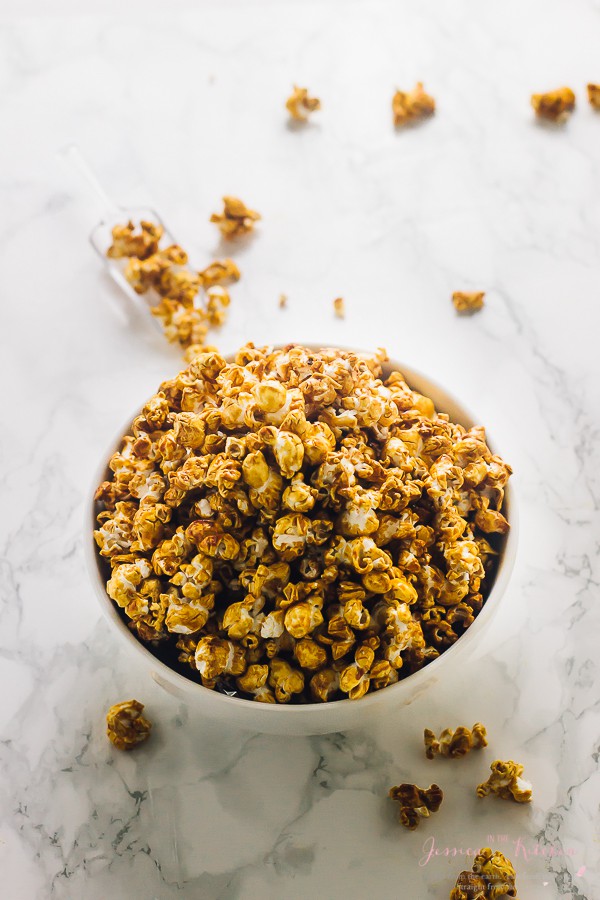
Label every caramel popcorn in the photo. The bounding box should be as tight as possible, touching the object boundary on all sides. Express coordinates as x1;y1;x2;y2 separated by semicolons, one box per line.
279;294;288;309
210;196;261;239
94;344;511;703
388;782;443;829
105;221;238;357
450;847;518;900
107;220;163;260
477;760;532;804
587;83;600;109
286;86;321;121
333;297;345;319
106;699;152;750
452;292;485;315
424;722;488;759
531;87;575;122
197;259;240;288
392;82;435;126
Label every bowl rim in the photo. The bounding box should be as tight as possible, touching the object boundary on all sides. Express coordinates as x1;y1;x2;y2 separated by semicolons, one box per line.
85;345;518;715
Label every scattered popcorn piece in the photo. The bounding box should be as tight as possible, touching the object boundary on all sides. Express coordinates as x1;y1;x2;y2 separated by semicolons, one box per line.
95;345;512;703
286;86;321;121
587;83;600;109
424;722;488;759
333;297;345;318
477;759;532;803
279;294;288;309
197;258;240;288
210;196;261;239
392;82;435;126
452;292;485;315
106;699;152;750
450;847;519;900
388;782;443;830
531;87;575;122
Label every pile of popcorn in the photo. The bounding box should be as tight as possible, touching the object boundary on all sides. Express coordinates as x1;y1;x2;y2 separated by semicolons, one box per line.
94;344;511;704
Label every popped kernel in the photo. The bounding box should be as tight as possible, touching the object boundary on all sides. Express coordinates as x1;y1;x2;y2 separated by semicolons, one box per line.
588;83;600;109
333;297;345;318
450;847;518;900
392;82;435;126
452;292;485;315
197;258;240;288
424;722;488;759
388;782;443;830
477;759;532;804
210;196;261;239
286;86;321;121
106;699;152;751
531;87;575;122
95;344;511;703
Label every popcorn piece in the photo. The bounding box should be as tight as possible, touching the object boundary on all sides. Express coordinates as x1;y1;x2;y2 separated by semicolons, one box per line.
279;294;288;309
286;86;321;121
452;292;485;315
210;196;261;239
268;658;305;703
107;220;163;260
236;664;275;703
424;722;488;759
451;847;519;900
197;258;240;288
195;635;246;684
531;87;575;122
392;82;435;126
388;782;443;830
106;699;152;751
588;83;600;109
333;297;345;318
477;760;532;804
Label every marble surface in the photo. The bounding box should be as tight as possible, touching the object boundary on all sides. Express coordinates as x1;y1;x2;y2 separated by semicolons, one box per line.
1;1;600;897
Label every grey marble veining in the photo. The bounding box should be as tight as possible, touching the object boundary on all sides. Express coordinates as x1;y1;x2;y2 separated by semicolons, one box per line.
1;1;599;897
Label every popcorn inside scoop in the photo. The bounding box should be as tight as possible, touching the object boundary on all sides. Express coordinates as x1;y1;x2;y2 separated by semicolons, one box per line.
94;344;512;703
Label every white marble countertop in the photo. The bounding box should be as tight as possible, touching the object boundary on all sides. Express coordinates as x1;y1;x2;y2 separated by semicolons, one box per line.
1;1;599;897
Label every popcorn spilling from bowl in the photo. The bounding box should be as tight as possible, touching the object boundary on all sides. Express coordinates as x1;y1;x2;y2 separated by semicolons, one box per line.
106;220;239;358
93;344;512;703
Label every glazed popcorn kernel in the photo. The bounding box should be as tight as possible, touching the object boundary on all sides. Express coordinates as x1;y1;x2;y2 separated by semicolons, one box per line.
106;699;152;750
392;82;435;126
450;847;518;900
477;759;532;804
286;86;321;121
452;292;485;315
210;196;261;239
531;87;575;122
107;220;164;260
94;344;512;703
333;297;345;319
279;294;288;309
424;722;488;759
587;83;600;109
388;782;443;830
197;259;241;288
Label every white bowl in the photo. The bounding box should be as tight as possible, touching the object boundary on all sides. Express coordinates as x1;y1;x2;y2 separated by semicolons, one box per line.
85;349;517;736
